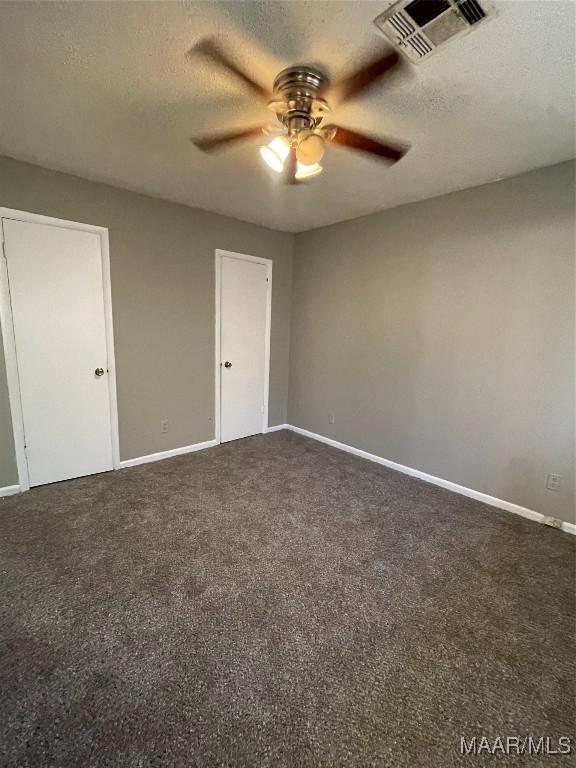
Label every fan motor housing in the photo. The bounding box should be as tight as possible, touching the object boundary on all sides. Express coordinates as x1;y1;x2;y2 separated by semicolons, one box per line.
273;65;327;95
269;66;330;134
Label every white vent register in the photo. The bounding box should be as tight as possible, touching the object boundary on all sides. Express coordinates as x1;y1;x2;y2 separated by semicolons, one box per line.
374;0;494;63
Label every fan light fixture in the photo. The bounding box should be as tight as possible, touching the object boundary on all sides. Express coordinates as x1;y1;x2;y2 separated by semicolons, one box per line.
190;41;411;183
260;136;323;179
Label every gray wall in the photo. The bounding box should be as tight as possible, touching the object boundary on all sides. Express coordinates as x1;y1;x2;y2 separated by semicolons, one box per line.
0;156;294;484
2;156;574;525
289;162;575;524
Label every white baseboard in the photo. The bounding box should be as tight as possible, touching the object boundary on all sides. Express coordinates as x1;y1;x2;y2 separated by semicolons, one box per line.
118;439;218;469
120;428;289;469
0;484;20;498
5;425;574;536
284;425;575;536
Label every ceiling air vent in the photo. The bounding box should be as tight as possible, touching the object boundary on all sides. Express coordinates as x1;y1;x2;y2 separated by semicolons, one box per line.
374;0;494;63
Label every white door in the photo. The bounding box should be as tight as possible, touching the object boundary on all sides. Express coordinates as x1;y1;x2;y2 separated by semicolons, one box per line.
3;218;114;486
220;253;270;443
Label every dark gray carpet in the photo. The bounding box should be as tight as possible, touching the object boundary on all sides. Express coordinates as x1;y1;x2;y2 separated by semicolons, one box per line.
0;430;574;767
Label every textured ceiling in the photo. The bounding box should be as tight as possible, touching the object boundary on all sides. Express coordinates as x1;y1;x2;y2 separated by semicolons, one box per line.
0;1;574;232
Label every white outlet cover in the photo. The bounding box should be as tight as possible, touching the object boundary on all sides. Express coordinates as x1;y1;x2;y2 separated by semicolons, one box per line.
545;473;562;492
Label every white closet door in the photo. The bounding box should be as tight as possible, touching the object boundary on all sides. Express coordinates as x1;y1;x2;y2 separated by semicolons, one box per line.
3;218;114;486
220;255;269;443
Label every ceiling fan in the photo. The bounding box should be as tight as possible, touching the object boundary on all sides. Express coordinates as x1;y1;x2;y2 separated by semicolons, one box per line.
188;39;412;184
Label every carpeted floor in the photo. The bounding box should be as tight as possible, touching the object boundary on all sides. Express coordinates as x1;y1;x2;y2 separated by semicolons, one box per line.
0;430;574;767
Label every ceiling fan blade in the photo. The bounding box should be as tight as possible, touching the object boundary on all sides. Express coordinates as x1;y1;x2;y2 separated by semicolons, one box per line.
283;146;298;185
325;124;410;163
188;38;270;101
331;49;406;104
191;125;268;152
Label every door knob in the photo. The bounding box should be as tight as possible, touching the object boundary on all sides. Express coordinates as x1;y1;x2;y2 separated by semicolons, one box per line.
224;361;232;368
95;367;105;377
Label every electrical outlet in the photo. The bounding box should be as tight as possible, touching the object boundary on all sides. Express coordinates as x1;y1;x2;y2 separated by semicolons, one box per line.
329;414;335;424
160;419;169;434
545;473;562;492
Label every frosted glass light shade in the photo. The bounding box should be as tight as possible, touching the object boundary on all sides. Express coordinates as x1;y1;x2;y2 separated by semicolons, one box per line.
296;133;326;165
259;136;291;173
295;162;323;180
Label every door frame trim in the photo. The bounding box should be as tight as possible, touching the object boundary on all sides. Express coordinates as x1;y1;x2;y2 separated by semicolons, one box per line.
214;249;272;444
0;207;121;492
